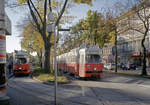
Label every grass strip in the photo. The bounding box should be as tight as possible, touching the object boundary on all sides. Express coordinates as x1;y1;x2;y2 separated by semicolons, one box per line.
33;67;69;84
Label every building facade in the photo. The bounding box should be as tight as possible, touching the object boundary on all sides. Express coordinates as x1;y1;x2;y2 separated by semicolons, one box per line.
102;4;150;67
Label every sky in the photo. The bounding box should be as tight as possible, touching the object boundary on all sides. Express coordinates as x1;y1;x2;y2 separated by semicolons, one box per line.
5;0;128;53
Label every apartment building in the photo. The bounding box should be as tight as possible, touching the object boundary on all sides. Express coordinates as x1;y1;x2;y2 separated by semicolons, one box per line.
102;2;150;67
117;31;150;67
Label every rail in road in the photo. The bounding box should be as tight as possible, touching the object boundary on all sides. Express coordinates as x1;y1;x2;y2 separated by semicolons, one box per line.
7;72;150;105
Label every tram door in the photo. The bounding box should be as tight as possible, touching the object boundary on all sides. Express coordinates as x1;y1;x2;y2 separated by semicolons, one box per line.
79;54;85;77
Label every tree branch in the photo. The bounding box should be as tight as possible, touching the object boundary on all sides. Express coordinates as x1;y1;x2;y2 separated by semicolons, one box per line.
48;0;52;12
43;0;47;34
28;0;42;34
128;27;144;34
136;8;145;24
55;0;68;26
30;0;43;24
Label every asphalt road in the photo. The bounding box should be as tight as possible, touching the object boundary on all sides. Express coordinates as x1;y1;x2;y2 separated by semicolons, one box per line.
7;74;150;105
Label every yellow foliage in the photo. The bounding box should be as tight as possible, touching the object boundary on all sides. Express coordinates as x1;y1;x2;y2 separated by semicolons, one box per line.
74;0;95;6
17;0;27;5
109;31;115;44
21;23;44;53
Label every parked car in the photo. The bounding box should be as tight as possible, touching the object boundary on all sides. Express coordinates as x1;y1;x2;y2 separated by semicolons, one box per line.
117;63;121;68
121;63;136;70
129;64;136;70
104;63;115;70
121;63;130;70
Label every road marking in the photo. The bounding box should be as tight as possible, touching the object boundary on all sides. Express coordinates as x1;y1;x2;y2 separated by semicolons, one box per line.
81;86;85;96
139;85;150;88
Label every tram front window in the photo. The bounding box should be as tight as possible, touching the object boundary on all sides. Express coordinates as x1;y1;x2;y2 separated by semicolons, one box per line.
15;58;27;64
86;55;101;63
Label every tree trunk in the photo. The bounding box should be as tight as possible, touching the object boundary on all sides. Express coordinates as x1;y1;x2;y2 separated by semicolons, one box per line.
115;28;118;73
44;40;51;73
38;55;43;68
141;30;147;76
37;51;43;68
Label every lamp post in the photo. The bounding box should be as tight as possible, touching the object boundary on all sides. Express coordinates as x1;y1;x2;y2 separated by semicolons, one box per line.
47;12;57;105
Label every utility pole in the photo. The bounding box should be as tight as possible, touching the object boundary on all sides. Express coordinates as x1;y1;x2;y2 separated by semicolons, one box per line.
0;0;10;104
47;12;58;105
115;27;118;73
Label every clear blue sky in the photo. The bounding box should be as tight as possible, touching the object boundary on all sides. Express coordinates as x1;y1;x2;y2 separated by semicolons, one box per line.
5;0;128;53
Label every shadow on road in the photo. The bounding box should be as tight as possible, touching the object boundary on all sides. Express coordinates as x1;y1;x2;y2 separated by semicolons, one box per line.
99;72;150;86
7;76;150;105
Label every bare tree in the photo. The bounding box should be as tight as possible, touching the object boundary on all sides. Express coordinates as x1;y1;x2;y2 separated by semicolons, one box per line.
105;0;138;73
106;7;128;73
127;0;150;76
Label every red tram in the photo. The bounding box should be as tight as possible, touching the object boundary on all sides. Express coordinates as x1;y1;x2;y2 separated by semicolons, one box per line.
57;46;103;78
13;50;30;76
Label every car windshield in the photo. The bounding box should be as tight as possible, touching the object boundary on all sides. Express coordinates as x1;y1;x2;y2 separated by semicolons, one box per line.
112;64;115;66
86;54;101;63
15;58;27;64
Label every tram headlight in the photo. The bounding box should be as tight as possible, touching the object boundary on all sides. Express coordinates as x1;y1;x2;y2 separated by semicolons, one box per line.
94;68;96;71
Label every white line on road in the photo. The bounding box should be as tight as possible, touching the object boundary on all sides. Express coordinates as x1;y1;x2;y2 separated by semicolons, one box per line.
139;85;150;88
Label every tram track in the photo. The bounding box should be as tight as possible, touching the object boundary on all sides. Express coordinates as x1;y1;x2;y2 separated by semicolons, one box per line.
62;73;107;105
7;77;100;105
61;73;145;105
7;78;50;105
7;74;150;105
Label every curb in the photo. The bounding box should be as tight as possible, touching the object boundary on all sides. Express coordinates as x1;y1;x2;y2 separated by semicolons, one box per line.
0;92;10;105
31;68;71;86
0;97;10;105
103;70;150;80
0;74;13;105
32;76;71;85
8;74;14;79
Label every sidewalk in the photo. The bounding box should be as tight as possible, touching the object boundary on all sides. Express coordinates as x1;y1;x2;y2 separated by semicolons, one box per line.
102;68;150;86
0;68;13;105
116;67;150;75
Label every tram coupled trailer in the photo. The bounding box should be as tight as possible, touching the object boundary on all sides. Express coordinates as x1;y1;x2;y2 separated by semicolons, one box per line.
57;46;103;78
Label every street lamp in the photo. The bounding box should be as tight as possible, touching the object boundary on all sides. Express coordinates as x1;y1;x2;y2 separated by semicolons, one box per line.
47;12;57;105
